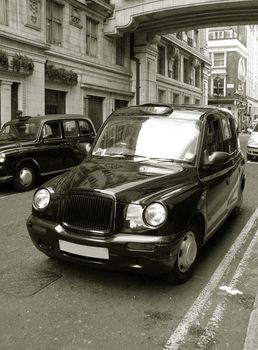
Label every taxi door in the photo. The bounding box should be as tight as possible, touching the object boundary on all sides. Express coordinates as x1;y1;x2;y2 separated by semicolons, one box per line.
37;121;65;174
198;114;231;235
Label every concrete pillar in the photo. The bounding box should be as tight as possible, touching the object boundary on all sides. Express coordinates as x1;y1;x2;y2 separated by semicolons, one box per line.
179;55;184;82
0;81;12;127
131;32;158;104
202;63;210;105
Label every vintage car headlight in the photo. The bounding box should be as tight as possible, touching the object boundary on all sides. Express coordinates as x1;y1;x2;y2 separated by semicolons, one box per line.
143;203;167;227
33;188;51;210
0;152;6;163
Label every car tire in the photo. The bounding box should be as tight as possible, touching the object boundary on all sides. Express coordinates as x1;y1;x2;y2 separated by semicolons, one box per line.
14;163;36;191
42;251;56;259
232;183;244;216
164;223;200;284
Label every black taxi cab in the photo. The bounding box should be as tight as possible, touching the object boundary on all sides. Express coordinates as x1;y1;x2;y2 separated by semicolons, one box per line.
0;114;96;191
27;104;245;283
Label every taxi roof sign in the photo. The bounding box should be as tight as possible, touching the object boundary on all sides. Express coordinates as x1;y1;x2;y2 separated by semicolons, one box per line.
112;104;173;117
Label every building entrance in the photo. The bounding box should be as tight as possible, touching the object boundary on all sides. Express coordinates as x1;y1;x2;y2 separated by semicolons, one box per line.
86;96;103;131
11;83;18;120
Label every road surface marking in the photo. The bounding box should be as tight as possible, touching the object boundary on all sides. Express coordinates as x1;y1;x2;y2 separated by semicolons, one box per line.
164;207;258;350
195;227;258;349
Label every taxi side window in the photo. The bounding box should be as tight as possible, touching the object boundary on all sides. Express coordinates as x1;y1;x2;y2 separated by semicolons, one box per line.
79;120;94;136
63;120;79;138
228;117;239;152
42;122;62;139
205;118;223;156
221;115;237;153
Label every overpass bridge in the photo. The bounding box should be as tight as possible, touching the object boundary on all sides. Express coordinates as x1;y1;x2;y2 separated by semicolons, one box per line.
101;0;258;112
105;0;258;36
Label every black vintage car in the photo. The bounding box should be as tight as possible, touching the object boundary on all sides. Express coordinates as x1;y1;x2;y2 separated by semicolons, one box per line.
0;114;96;191
27;104;245;283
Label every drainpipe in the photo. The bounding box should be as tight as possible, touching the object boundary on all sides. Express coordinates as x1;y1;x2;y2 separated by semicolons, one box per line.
130;34;140;105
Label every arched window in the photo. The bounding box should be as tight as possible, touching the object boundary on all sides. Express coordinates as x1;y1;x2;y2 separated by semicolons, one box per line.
238;57;246;90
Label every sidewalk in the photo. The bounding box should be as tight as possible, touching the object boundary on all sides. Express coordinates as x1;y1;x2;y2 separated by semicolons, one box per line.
243;260;258;350
244;291;258;350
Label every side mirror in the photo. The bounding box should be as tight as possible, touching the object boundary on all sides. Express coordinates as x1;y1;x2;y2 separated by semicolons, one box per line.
247;128;253;134
77;142;91;155
208;151;230;165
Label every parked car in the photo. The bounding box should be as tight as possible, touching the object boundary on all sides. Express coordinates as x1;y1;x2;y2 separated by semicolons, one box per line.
0;114;96;191
247;120;258;134
247;122;258;160
27;104;245;284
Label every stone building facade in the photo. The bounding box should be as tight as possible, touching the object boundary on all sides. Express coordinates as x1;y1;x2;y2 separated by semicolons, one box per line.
208;25;258;130
0;0;210;130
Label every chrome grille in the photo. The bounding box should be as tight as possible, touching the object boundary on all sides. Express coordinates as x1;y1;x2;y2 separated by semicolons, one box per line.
64;193;114;233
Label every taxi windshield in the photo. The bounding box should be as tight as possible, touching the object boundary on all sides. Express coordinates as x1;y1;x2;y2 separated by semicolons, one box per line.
92;116;201;164
0;120;40;141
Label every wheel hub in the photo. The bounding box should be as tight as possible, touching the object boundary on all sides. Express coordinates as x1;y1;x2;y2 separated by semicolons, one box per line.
20;168;33;187
178;231;197;272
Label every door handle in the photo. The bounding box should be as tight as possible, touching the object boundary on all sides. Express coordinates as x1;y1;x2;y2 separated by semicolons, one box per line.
225;178;230;185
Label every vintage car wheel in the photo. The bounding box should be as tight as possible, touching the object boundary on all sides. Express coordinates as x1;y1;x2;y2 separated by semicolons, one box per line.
232;183;244;216
14;163;36;191
165;223;200;284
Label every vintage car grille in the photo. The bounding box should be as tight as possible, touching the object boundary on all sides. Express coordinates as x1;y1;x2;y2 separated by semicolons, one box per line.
63;193;114;234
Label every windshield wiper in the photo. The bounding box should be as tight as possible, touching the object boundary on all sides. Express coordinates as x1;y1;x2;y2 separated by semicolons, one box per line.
150;158;193;165
122;154;149;159
149;157;176;162
98;153;149;160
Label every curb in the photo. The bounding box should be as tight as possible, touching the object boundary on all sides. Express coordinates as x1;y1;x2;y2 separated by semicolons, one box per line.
243;290;258;350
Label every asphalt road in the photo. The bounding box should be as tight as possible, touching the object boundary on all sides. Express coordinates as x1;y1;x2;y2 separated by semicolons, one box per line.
0;134;258;350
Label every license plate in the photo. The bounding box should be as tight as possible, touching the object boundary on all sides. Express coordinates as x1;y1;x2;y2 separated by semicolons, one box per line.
59;240;109;260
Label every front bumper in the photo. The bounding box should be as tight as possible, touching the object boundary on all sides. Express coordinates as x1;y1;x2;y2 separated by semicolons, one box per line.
0;172;13;184
0;164;13;183
247;146;258;157
27;215;181;275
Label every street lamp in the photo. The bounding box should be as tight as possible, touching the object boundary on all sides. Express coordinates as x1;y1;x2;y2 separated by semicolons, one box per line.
213;74;221;106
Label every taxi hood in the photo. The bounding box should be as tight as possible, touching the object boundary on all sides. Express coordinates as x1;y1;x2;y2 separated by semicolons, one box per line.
44;157;197;203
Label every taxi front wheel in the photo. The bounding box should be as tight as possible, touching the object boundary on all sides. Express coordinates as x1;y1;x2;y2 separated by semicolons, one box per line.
14;163;36;191
164;223;200;284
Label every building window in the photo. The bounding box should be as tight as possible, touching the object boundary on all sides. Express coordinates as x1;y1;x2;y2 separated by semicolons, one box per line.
0;0;8;25
184;96;190;104
195;66;200;88
183;58;191;84
214;31;224;39
157;46;165;75
173;93;180;104
172;57;179;80
116;38;125;66
45;89;66;114
213;52;225;67
86;16;98;57
46;0;63;45
115;99;128;110
158;89;166;103
213;77;224;96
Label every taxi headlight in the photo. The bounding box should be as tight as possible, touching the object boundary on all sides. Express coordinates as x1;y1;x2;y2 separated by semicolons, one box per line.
143;202;167;227
33;188;51;210
0;152;6;163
